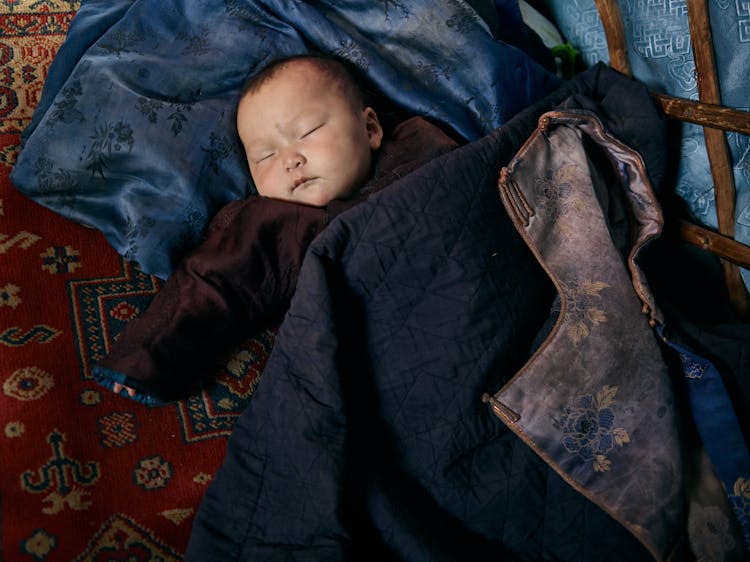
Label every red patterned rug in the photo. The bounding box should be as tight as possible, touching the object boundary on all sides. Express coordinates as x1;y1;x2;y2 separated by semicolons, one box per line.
0;2;270;560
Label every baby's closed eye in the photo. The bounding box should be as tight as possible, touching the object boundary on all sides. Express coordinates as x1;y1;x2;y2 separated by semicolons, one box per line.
300;123;324;139
252;152;275;164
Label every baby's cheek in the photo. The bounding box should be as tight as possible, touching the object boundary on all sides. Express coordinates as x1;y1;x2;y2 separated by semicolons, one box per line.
252;169;272;196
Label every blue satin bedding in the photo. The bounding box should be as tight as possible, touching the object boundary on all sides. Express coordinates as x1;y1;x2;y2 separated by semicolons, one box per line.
545;0;750;287
11;0;560;279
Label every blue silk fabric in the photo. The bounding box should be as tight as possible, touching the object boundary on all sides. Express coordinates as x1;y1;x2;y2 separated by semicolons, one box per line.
545;0;750;288
658;325;750;552
11;0;560;279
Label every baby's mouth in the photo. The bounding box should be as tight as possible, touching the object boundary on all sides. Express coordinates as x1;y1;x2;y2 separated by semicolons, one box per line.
293;177;316;190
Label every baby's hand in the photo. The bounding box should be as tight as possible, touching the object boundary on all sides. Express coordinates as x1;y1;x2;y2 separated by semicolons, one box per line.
113;382;137;397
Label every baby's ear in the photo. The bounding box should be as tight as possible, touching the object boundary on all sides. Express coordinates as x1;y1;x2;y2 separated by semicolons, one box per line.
363;107;383;150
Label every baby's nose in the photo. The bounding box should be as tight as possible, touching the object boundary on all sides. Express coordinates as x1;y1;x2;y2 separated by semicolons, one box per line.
285;151;305;170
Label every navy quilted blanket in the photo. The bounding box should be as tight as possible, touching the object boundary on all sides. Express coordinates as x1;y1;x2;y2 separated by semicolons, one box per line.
183;65;673;561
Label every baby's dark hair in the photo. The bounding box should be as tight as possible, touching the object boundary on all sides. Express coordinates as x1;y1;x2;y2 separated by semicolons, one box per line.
241;53;367;110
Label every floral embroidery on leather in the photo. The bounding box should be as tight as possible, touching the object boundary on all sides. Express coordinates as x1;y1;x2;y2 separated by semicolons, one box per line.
534;163;583;221
559;279;609;346
687;504;736;561
555;385;630;472
679;353;708;379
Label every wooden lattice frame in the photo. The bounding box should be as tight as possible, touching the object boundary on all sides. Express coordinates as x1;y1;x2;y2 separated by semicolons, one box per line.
594;0;750;315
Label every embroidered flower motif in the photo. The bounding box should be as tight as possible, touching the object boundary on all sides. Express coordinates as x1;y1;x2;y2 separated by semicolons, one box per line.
98;412;138;448
109;301;140;322
381;0;409;20
688;504;736;561
1;142;19;166
534;164;583;220
5;420;25;437
86;120;134;178
0;283;21;308
80;389;102;406
559;279;610;346
133;455;172;490
730;477;750;546
3;366;55;401
446;0;481;34
734;477;750;500
333;39;369;73
217;397;236;410
556;385;630;472
193;472;212;485
679;353;708;379
22;529;57;560
202;132;236;174
40;245;81;274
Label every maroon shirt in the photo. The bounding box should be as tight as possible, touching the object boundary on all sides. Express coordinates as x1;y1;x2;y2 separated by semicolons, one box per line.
96;117;459;402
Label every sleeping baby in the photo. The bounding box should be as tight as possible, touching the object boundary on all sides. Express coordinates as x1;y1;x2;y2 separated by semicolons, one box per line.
238;54;384;207
98;54;459;402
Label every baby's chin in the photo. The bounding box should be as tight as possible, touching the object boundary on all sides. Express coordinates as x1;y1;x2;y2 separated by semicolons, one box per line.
256;179;360;207
300;184;360;207
257;190;332;208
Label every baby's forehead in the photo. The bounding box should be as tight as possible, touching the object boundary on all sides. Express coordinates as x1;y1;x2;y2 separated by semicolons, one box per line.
237;57;363;134
279;59;328;78
263;59;331;92
262;59;355;103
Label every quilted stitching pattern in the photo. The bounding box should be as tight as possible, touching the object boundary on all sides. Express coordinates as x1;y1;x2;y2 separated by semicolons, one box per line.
185;66;665;561
187;135;649;562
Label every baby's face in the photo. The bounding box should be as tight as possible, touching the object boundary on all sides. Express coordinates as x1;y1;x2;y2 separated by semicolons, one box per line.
237;61;382;207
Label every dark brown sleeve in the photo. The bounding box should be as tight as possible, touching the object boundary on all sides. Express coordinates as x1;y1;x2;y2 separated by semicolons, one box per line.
96;196;328;402
96;117;458;403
